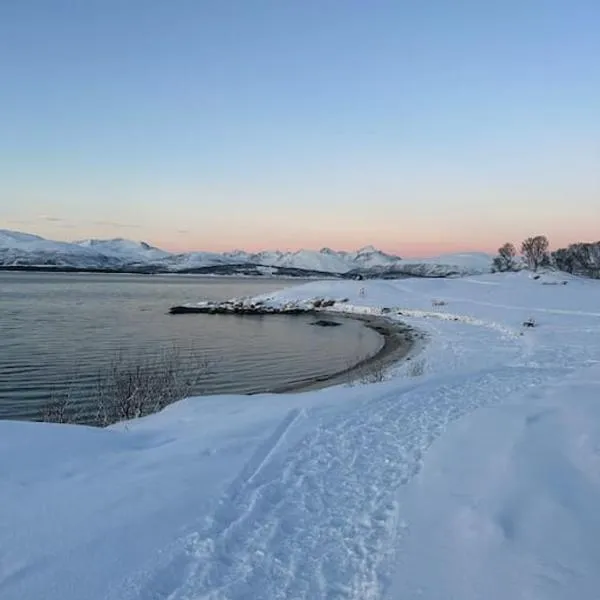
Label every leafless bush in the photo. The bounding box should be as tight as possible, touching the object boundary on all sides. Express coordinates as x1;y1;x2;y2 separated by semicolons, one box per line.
358;360;387;384
345;356;388;386
406;358;426;377
39;346;210;427
41;388;81;424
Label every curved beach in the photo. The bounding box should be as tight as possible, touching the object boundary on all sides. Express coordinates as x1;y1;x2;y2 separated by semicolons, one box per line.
275;314;417;393
169;297;418;394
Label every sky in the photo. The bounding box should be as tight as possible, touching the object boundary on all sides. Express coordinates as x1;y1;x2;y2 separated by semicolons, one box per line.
1;0;598;257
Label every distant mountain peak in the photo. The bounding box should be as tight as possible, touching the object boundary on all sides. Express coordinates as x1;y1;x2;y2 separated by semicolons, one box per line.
357;245;378;254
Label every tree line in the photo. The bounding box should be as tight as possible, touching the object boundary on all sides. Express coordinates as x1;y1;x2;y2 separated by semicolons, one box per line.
493;237;600;278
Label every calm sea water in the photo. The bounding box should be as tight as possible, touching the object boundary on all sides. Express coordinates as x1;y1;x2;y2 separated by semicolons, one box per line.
0;272;382;421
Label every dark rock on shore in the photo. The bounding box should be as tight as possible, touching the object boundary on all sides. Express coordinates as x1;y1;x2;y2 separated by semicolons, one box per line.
311;319;342;327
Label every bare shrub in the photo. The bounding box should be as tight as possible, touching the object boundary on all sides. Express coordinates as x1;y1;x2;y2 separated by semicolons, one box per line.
39;346;210;427
357;359;387;384
41;388;81;424
345;355;387;386
406;358;426;377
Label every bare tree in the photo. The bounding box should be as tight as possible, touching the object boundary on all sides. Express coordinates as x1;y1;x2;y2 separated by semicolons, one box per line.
553;242;600;278
552;247;574;273
521;236;550;271
493;242;517;272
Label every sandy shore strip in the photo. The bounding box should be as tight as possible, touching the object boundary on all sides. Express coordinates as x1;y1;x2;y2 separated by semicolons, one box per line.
269;314;418;394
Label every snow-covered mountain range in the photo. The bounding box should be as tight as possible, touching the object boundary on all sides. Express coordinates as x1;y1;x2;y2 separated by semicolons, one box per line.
0;229;492;277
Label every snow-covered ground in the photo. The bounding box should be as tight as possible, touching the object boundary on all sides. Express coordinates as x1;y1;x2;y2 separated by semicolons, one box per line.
2;270;600;599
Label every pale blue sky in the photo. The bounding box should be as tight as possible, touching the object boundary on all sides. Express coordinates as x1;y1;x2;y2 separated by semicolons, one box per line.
1;0;598;255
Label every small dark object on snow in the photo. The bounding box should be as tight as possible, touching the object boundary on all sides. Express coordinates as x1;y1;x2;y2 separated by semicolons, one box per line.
533;275;541;280
523;318;537;328
311;319;342;328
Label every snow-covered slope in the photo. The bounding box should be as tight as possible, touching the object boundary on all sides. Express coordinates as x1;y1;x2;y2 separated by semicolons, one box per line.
215;247;404;274
2;271;600;599
416;251;493;270
348;245;404;269
158;250;240;270
395;365;600;600
0;229;56;250
76;238;170;263
0;229;407;273
0;229;122;268
248;248;356;273
361;251;494;278
0;229;494;276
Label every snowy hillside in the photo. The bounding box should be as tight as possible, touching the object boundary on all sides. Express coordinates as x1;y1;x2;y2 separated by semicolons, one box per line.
0;228;494;276
0;229;122;268
360;251;494;278
208;247;404;274
2;271;600;600
348;245;404;269
248;248;357;273
158;250;241;270
76;238;170;262
414;251;493;271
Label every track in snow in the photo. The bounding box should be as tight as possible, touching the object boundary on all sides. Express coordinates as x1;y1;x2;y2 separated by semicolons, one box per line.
133;364;566;600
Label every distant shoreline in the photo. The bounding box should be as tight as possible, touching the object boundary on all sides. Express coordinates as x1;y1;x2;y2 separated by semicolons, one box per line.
0;264;344;279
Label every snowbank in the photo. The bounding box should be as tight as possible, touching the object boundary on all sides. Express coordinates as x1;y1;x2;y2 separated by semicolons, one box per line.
2;270;600;599
395;365;600;600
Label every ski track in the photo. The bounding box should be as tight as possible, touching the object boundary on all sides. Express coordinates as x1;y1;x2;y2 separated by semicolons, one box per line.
139;365;565;600
124;294;588;600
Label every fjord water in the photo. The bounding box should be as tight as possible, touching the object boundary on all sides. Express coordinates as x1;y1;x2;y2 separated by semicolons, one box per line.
0;272;382;421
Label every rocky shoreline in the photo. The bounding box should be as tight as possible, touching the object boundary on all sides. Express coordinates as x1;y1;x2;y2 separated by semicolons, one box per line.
169;297;339;315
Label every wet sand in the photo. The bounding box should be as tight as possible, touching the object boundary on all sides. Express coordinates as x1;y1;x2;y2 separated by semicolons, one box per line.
272;314;417;393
